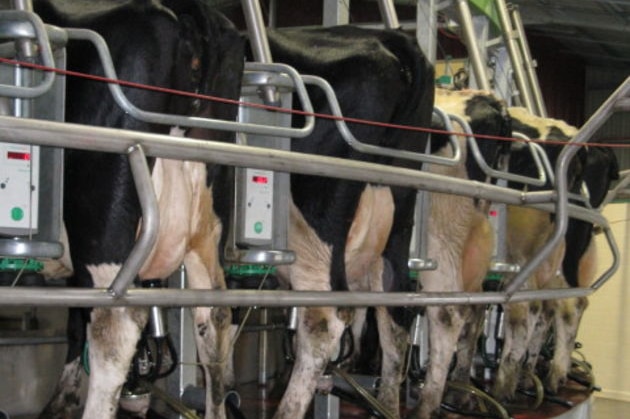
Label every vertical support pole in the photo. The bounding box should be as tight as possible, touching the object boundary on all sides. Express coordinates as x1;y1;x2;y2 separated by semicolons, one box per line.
314;375;340;419
416;0;437;64
258;308;269;385
323;0;350;27
494;0;534;113
241;0;278;105
377;0;400;30
166;266;197;419
510;5;547;117
455;0;491;91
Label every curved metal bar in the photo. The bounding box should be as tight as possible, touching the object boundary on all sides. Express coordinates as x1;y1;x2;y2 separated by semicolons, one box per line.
590;225;620;290
601;169;630;207
0;10;56;98
459;119;548;186
64;28;315;139
107;145;159;298
302;74;462;166
0;115;600;214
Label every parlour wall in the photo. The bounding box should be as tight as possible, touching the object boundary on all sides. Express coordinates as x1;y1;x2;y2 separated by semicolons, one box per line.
578;203;630;402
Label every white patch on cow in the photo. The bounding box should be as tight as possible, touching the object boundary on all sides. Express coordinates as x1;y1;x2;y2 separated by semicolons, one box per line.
139;158;208;280
509;106;578;139
435;87;494;123
278;200;332;291
345;185;394;288
86;262;121;288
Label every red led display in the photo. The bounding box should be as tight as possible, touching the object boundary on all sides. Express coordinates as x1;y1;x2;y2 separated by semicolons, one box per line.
7;151;30;161
252;175;268;184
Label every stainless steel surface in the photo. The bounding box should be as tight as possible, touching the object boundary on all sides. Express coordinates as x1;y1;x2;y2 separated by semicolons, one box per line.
0;10;55;98
510;5;547;117
415;0;437;64
224;249;296;265
455;0;491;91
377;0;401;29
0;114;551;207
495;0;535;113
0;286;597;308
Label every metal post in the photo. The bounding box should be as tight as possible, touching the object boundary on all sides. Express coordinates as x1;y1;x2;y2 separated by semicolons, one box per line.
241;0;278;105
323;0;350;27
416;0;437;64
510;5;547;117
455;0;491;91
166;266;197;419
494;0;534;113
377;0;400;30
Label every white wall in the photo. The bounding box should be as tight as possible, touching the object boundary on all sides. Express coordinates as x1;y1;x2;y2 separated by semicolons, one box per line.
578;202;630;402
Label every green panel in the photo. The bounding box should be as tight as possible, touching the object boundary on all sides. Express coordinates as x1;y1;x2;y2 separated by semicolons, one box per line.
469;0;501;32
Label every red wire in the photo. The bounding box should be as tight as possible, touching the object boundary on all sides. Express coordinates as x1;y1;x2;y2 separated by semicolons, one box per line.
0;56;628;149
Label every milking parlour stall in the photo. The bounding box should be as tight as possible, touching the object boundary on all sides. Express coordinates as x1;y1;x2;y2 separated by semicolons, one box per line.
0;1;628;419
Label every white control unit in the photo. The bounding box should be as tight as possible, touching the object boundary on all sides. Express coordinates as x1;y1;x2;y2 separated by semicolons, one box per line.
0;142;39;236
236;167;274;245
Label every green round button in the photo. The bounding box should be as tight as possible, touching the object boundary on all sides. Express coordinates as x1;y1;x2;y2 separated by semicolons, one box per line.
254;221;263;234
11;207;24;221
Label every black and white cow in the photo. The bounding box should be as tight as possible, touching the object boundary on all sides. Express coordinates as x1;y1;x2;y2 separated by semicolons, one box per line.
491;107;588;402
33;1;245;418
407;88;511;418
544;145;619;393
262;26;435;418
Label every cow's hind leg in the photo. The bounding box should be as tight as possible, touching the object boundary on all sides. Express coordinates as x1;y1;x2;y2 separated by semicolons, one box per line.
412;305;467;419
40;308;88;419
274;306;347;419
184;245;234;419
546;297;588;393
492;301;538;402
81;265;148;419
368;259;405;418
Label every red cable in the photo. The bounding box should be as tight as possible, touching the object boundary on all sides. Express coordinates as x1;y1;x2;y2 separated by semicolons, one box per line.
0;56;628;149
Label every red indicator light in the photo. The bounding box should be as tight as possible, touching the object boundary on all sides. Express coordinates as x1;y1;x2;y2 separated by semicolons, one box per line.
489;210;498;217
7;151;30;161
252;175;268;184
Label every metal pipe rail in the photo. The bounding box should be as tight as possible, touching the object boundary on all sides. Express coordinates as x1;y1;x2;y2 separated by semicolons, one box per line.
0;114;566;208
0;287;598;308
304;73;463;166
64;28;316;140
0;109;618;303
